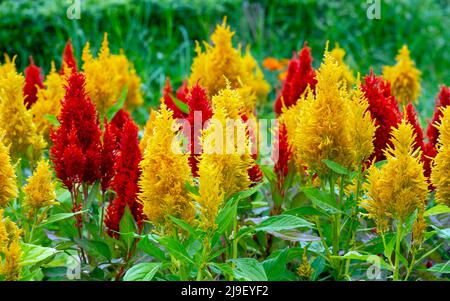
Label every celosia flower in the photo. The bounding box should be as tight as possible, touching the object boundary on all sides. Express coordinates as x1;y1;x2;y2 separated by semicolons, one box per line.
0;70;46;160
110;109;132;146
241;46;270;106
361;69;402;162
363;119;428;231
211;82;246;120
60;39;78;75
0;210;22;281
194;107;253;230
273;121;292;193
0;54;17;79
31;62;66;138
383;45;421;105
330;43;355;88
23;56;45;109
176;80;189;103
189;18;269;107
162;78;188;119
100;120;116;193
426;85;450;149
0;136;17;208
241;113;263;184
431;106;450;206
138;103;194;229
105;120;143;238
139;109;157;155
50;72;102;191
23;159;56;211
274;43;317;115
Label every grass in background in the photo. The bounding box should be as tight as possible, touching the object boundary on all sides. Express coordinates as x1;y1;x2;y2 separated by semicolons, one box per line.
0;0;448;124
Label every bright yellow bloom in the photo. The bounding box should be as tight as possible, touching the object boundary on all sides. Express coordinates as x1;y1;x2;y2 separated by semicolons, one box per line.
31;62;66;139
0;54;17;81
431;106;450;206
82;33;144;116
194;107;253;230
23;159;57;211
188;18;269;107
292;47;354;175
139;109;157;154
0;209;22;281
363;119;428;231
383;45;421;104
0;136;17;208
0;71;46;161
330;43;355;88
211;82;247;119
138;103;194;229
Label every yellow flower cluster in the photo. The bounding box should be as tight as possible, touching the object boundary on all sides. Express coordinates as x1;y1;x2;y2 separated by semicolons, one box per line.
0;70;46;161
431;106;450;206
0;137;17;208
23;159;57;211
82;33;143;116
287;47;375;176
0;54;17;79
363;119;428;232
138;103;195;229
330;43;355;88
383;45;421;104
0;209;22;281
31;62;66;139
188;18;269;110
139;109;157;155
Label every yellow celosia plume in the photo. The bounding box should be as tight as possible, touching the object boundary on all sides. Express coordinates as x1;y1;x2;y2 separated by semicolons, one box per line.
330;43;355;88
23;159;57;211
139;109;157;155
138;103;194;229
0;54;17;81
0;136;17;208
431;106;450;206
383;45;421;104
0;209;22;281
363;119;428;231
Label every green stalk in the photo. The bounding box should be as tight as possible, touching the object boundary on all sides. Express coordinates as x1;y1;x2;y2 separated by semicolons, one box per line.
393;222;403;281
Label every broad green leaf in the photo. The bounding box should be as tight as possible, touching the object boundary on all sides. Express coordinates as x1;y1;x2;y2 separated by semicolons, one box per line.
215;197;238;235
230;258;268;281
284;206;325;217
332;251;393;271
169;215;197;236
38;210;87;227
20;243;58;266
137;236;167;261
119;206;138;250
300;187;342;215
424;204;450;217
208;262;233;278
158;237;195;265
425;262;450;274
76;240;112;260
123;263;161;281
43;114;60;126
172;93;189;114
322;159;350;175
263;249;294;280
255;214;313;232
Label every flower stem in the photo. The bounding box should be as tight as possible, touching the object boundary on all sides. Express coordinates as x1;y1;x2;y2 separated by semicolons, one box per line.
393;223;403;281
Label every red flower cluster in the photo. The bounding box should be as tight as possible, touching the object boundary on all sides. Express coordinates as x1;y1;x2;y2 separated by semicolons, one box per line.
361;70;402;162
100;120;117;193
111;109;133;145
273;122;292;194
104;119;143;238
241;114;263;184
60;39;78;74
50;72;102;191
23;56;45;109
426;85;450;148
185;84;213;177
274;43;317;115
162;78;188;119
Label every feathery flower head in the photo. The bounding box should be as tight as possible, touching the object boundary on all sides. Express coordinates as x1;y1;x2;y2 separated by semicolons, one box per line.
330;43;355;88
23;56;45;109
431;106;450;206
0;70;46;160
162;78;188;119
0;209;22;281
0;54;17;79
139;109;157;155
0;136;17;208
383;45;421;105
100;119;116;193
61;39;78;75
274;43;317;115
211;81;246;120
427;85;450;148
138;103;194;230
361;69;402;161
363;118;428;231
273;121;293;193
23;159;56;211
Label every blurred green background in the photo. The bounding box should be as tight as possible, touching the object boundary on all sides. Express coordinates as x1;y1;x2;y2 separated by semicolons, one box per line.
0;0;449;124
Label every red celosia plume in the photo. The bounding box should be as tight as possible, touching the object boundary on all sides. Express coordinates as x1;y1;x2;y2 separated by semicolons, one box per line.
60;39;78;74
274;43;317;115
176;80;190;104
426;85;450;148
105;119;143;238
361;70;402;162
241;114;263;184
273;122;292;194
162;78;188;119
23;56;45;109
100;120;117;193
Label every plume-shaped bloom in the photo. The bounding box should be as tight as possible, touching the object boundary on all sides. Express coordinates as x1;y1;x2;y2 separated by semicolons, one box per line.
0;54;17;79
50;72;101;191
100;120;116;193
138;103;194;229
105;120;143;238
273;121;292;193
0;137;17;208
274;43;317;115
363;119;428;231
383;45;421;105
189;18;269;107
431;106;450;206
139;109;157;155
194;107;253;230
162;78;188;119
31;62;66;138
60;39;78;75
330;43;355;88
23;56;45;109
0;70;46;160
427;85;450;149
0;210;22;281
110;109;132;146
361;70;402;161
23;159;56;211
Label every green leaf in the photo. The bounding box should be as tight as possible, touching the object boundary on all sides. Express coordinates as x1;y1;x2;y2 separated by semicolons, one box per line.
137;236;167;261
76;240;112;261
38;210;87;227
123;263;161;281
263;249;293;280
425;262;450;274
208;262;233;278
158;237;195;265
300;187;342;215
119;206;138;250
255;215;313;232
424;204;450;217
106;85;128;120
215;197;238;235
43;114;60;126
20;243;58;266
384;235;396;259
332;251;393;271
322;159;350;175
172;94;189;114
168;215;197;236
230;258;268;281
284;206;325;217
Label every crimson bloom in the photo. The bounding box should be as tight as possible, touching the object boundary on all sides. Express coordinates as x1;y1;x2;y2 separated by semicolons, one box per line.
426;85;450;148
100;120;117;193
274;43;317;115
273;122;292;194
23;56;45;109
105;119;143;238
60;39;78;74
162;78;188;119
